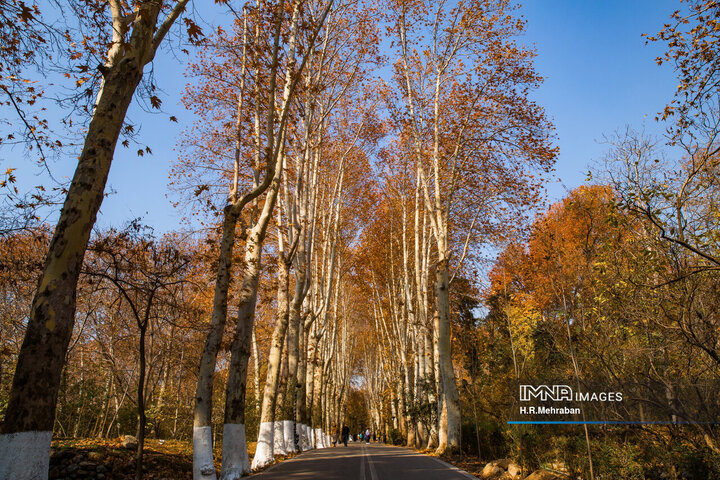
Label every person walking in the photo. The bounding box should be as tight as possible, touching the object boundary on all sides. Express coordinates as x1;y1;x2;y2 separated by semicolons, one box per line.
365;428;370;444
341;425;350;447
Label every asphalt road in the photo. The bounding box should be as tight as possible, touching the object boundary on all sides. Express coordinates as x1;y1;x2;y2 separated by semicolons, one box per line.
252;441;476;479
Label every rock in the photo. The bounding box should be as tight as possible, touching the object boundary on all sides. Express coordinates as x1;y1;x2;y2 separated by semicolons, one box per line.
491;459;512;469
87;451;104;461
122;435;138;449
525;470;563;480
66;464;78;474
507;463;522;478
51;450;75;461
481;463;504;479
96;465;107;473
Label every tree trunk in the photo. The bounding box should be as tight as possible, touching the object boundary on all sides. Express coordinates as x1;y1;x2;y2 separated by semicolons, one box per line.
251;255;291;469
96;370;113;438
0;47;147;480
285;298;301;451
252;330;261;412
73;349;85;438
193;209;238;480
428;311;440;450
136;321;148;480
0;2;188;476
221;153;283;476
173;342;185;439
219;245;261;480
435;265;460;454
155;349;172;438
296;321;311;449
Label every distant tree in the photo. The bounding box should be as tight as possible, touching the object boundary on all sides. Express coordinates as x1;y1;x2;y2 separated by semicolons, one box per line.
84;224;191;480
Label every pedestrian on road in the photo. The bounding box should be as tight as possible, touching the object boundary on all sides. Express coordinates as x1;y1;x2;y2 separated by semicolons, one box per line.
365;428;370;444
341;425;350;447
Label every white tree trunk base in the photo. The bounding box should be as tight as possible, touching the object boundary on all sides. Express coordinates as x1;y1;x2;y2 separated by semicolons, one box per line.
283;420;296;453
272;421;287;456
250;422;274;470
193;426;217;480
0;430;52;480
219;424;250;479
314;428;324;448
294;423;303;451
298;424;310;450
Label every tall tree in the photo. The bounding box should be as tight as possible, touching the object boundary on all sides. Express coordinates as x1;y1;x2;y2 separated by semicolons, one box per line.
177;0;333;476
0;1;193;478
388;0;556;453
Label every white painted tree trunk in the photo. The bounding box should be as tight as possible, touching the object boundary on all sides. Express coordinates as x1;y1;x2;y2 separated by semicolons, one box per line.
193;426;217;480
219;423;249;480
252;237;291;468
192;13;252;478
283;420;296;453
273;421;287;456
436;265;461;453
0;431;52;480
192;210;237;480
251;422;275;470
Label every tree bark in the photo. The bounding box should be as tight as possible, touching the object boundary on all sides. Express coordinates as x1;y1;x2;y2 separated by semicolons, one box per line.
193;209;238;480
251;252;291;469
136;320;148;480
221;145;285;477
435;264;461;453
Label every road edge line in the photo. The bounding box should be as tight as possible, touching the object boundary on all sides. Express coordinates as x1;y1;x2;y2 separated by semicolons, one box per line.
249;447;313;476
426;456;478;480
381;444;478;480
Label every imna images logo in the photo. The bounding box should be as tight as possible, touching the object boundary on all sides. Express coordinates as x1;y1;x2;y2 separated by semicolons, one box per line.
520;384;572;402
519;384;623;402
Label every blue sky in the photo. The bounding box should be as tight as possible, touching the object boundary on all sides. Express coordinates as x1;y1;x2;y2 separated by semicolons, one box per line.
520;0;678;202
6;0;681;233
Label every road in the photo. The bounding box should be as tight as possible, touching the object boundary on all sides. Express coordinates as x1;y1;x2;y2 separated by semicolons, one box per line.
252;441;476;479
